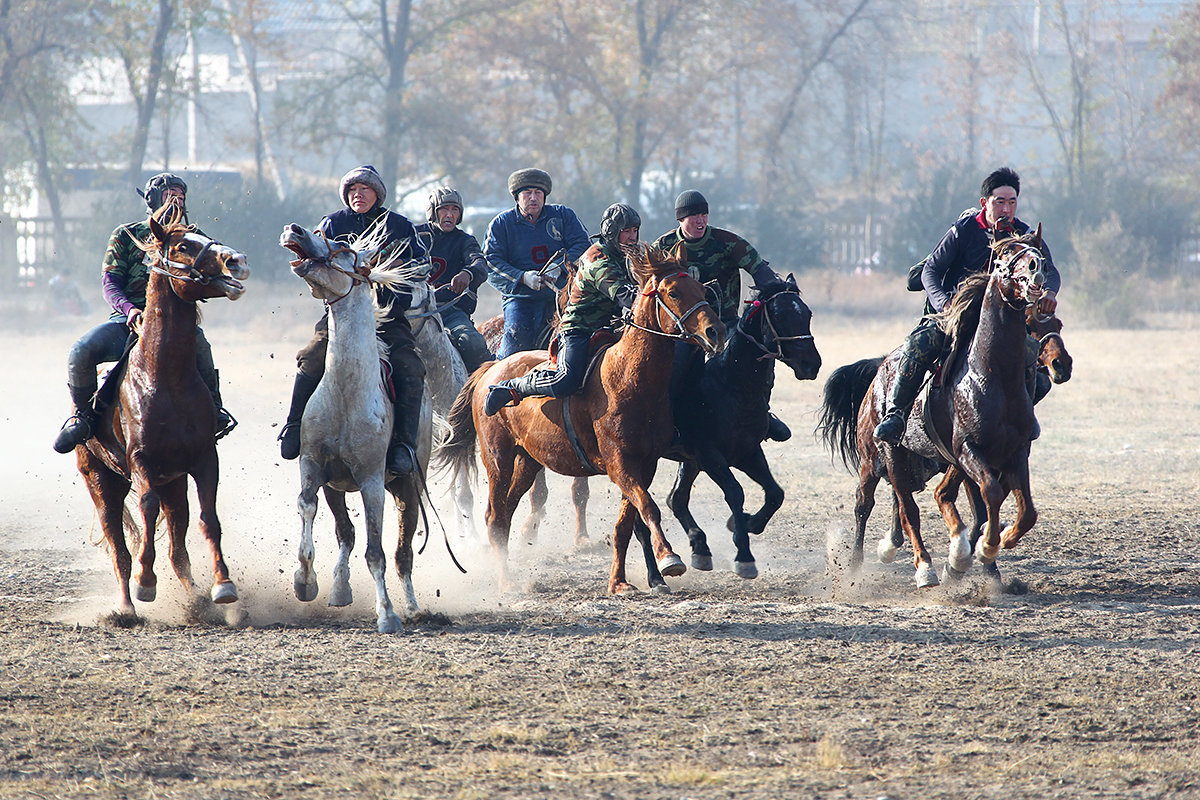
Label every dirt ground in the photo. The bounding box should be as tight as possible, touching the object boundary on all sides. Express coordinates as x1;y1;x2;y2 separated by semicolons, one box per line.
2;275;1199;800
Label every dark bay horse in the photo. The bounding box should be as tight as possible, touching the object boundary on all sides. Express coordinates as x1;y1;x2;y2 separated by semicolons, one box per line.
641;276;822;583
818;228;1049;588
439;244;726;594
280;223;433;634
75;215;249;617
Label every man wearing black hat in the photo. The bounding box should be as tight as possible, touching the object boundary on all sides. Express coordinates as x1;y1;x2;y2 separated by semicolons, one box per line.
655;189;791;442
52;173;235;453
277;165;429;477
483;168;590;358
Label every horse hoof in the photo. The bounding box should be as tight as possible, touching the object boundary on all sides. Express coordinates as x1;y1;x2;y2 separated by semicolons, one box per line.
691;554;714;571
657;554;686;578
650;582;673;595
975;540;999;564
877;538;899;564
941;563;967;583
733;560;758;579
377;613;404;634
211;581;239;604
915;563;940;588
610;582;640;596
294;572;318;603
135;583;156;603
328;583;353;608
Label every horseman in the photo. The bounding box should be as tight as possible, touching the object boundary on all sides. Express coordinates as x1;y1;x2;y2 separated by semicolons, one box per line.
52;172;235;453
873;166;1062;446
654;190;791;443
278;165;427;477
483;202;642;415
413;187;494;373
483;168;591;359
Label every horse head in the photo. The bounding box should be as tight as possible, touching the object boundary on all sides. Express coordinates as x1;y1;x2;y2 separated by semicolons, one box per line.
1026;305;1073;384
742;274;821;380
280;222;372;304
147;214;249;301
990;223;1047;309
627;242;726;355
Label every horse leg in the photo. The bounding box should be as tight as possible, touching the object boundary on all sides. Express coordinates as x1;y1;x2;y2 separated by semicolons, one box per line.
77;453;135;615
608;461;684;581
484;452;542;593
852;464;880;572
963;478;1001;584
133;483;161;602
889;452;937;588
701;456;756;579
632;517;668;593
518;468;549;546
738;447;784;537
450;465;477;543
572;477;590;546
934;466;973;581
322;487;355;608
157;476;197;596
609;497;641;595
391;476;421;616
957;445;1006;565
294;461;322;602
999;459;1037;550
667;460;712;571
188;455;237;605
360;477;402;634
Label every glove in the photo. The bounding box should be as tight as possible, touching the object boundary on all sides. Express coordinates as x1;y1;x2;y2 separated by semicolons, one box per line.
521;270;547;291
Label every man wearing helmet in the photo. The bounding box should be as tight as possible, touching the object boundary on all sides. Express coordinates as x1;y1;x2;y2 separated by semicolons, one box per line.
655;189;791;442
277;165;428;477
413;187;493;373
52;172;235;453
484;203;642;415
483;168;590;358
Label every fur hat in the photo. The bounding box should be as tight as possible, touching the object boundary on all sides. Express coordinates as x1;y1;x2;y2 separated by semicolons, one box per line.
426;186;464;224
340;164;387;209
674;189;709;220
507;168;552;200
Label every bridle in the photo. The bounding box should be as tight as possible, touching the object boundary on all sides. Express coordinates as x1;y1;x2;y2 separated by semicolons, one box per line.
288;230;373;306
623;272;714;349
150;238;225;286
736;289;814;361
991;242;1046;311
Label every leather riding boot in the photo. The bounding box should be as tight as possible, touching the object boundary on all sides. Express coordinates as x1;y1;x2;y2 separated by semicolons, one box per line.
484;381;521;416
873;355;926;446
765;412;792;442
387;373;425;476
52;384;99;454
202;368;236;440
279;371;321;460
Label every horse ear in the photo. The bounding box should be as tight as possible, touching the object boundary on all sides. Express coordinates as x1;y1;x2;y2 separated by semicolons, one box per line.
786;273;798;289
1032;222;1043;249
149;214;168;245
671;240;688;269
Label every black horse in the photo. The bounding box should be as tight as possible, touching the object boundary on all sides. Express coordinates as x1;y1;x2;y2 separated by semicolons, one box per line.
635;276;822;588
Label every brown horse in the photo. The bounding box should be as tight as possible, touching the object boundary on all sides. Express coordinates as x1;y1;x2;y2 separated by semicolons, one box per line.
75;215;249;617
1027;306;1073;386
819;228;1048;588
439;243;726;593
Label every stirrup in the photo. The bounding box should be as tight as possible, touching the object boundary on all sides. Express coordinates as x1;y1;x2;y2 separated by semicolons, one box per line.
214;408;238;441
52;413;94;454
386;443;418;476
873;411;908;446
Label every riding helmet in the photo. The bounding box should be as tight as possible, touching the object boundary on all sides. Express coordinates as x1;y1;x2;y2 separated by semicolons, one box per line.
426;187;464;224
507;168;552;200
142;172;187;211
599;203;641;250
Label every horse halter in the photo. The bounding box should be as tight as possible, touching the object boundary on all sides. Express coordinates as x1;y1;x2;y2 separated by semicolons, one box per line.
625;272;713;348
736;289;813;361
290;230;370;306
992;242;1046;310
150;238;225;286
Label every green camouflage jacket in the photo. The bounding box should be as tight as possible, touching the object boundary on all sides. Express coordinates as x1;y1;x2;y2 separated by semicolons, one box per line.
559;242;635;335
653;225;766;322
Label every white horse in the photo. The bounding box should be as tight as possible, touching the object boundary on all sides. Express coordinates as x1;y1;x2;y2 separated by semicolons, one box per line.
405;282;477;542
280;223;432;634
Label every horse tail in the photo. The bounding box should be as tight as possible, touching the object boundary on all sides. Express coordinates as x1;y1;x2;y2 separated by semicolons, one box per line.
817;357;883;472
433;368;483;480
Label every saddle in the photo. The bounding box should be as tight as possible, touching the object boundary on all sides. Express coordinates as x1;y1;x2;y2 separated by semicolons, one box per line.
92;333;140;416
546;329;620;368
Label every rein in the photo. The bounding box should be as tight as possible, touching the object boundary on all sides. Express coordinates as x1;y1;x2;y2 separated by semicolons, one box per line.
736;290;814;361
409;289;474;320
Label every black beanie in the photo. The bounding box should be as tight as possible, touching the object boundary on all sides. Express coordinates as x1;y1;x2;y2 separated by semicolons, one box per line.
675;190;709;220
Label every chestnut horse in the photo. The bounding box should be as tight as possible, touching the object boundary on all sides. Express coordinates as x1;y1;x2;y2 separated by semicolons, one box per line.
74;215;249;617
439;244;726;593
818;228;1049;588
280;223;433;634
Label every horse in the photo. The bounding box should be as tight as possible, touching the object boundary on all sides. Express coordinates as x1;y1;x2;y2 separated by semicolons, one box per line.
74;214;249;618
1027;306;1073;386
478;257;593;549
630;276;821;586
438;243;726;594
280;223;433;634
817;227;1049;588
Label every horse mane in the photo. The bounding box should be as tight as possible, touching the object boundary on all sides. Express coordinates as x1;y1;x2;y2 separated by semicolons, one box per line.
625;242;686;284
936;271;988;343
